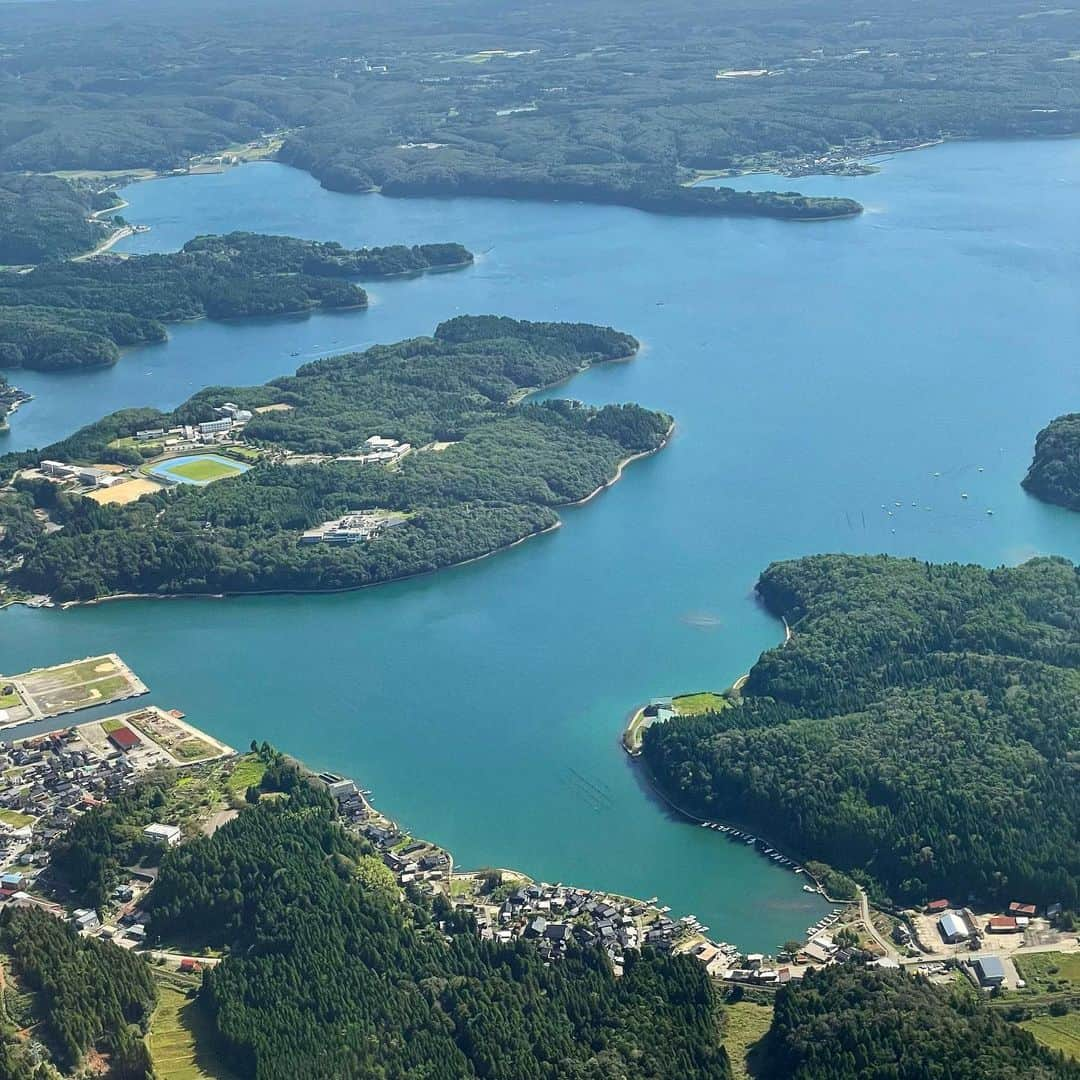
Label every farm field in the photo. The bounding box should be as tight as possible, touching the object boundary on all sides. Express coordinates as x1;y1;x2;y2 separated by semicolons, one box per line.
1020;1014;1080;1060
148;985;238;1080
673;692;728;717
722;1000;772;1079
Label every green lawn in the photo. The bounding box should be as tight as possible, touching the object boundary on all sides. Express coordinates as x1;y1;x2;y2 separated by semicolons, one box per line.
225;755;266;795
170;458;244;483
722;1000;773;1079
673;692;728;717
0;809;34;828
0;688;21;710
101;717;126;733
1020;1014;1080;1060
148;986;238;1079
174;738;217;762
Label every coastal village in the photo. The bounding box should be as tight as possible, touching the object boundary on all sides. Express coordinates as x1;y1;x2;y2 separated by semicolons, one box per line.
0;651;1075;1032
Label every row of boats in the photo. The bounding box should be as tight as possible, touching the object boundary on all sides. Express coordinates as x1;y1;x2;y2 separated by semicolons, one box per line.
805;908;846;940
699;821;806;873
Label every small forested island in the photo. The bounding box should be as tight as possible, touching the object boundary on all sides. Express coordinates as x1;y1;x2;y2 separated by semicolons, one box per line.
1024;413;1080;511
0;232;473;372
642;553;1080;910
0;316;672;601
0;172;122;265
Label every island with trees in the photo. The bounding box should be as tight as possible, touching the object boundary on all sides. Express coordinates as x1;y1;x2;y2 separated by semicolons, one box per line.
1024;414;1080;511
7;1;1077;225
0;316;672;601
0;232;473;372
642;553;1080;910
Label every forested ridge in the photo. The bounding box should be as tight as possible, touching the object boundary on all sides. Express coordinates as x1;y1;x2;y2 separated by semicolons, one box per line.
6;0;1078;221
762;966;1080;1079
0;172;118;265
0;316;672;600
1024;413;1080;511
643;554;1080;907
0;905;157;1078
0;231;472;372
132;775;731;1080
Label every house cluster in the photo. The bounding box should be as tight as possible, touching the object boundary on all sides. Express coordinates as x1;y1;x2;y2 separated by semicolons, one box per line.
0;729;141;900
301;511;407;545
338;435;412;466
478;884;697;975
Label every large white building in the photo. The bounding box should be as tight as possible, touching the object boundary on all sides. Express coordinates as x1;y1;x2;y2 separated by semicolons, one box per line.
143;823;182;847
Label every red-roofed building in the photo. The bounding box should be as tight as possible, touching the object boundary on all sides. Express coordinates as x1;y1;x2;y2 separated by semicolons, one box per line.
1007;902;1037;917
108;726;140;752
987;916;1019;933
925;899;949;913
178;958;201;973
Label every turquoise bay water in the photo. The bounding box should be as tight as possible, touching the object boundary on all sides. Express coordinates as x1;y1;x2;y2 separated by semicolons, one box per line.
2;142;1078;951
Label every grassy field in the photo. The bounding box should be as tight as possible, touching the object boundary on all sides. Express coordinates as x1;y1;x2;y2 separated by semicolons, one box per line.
0;687;20;709
1020;1014;1080;1060
174;737;218;762
169;458;245;483
225;755;266;795
673;692;728;716
0;809;34;828
1015;952;1080;995
222;446;262;463
148;986;238;1080
722;1000;773;1079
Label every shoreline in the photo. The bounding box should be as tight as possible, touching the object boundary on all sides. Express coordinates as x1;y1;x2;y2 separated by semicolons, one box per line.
11;348;666;612
48;423;668;610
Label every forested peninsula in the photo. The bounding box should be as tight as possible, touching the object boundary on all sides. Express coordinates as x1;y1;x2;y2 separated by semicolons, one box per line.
642;554;1080;909
0;232;472;372
15;0;1079;223
1024;414;1080;511
0;316;672;602
0;172;121;265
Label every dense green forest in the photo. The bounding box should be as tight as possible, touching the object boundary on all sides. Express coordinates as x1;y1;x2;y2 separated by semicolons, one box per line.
1024;414;1080;511
135;774;731;1079
0;905;157;1078
762;966;1079;1079
50;780;174;908
1;316;671;600
643;554;1080;907
0;232;472;371
7;0;1077;220
0;172;118;264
